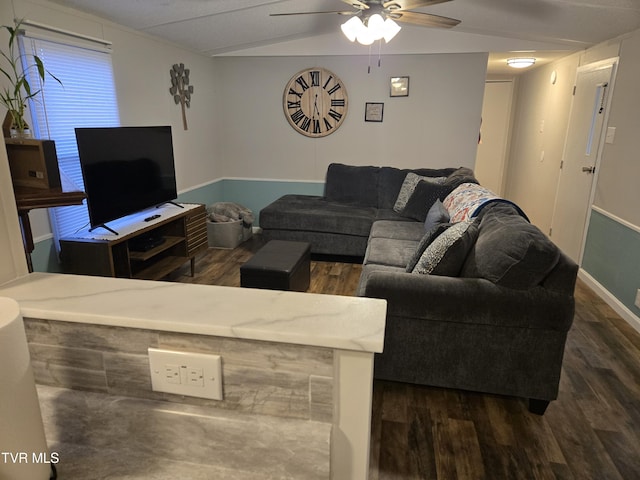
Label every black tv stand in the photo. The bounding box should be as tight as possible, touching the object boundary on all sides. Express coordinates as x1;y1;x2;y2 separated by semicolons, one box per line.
89;223;119;235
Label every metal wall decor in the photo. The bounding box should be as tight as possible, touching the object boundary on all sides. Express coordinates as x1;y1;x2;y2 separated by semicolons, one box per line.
170;63;194;130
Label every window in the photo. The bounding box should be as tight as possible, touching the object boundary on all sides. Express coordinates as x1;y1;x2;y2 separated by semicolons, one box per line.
19;28;120;249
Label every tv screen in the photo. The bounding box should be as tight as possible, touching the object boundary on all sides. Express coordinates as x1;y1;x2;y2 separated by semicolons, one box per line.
75;126;178;229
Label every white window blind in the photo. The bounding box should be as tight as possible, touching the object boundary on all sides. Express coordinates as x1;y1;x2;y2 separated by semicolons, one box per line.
19;32;120;250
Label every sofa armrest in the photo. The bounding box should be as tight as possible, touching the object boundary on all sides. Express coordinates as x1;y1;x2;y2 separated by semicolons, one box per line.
361;271;574;332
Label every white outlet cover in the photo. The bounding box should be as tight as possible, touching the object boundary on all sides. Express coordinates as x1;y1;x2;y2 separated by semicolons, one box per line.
148;348;223;400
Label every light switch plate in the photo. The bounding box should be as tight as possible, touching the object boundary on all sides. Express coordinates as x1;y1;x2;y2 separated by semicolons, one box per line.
148;348;223;400
605;126;616;144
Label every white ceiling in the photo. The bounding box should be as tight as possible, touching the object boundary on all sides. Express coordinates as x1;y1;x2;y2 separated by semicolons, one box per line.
50;0;640;73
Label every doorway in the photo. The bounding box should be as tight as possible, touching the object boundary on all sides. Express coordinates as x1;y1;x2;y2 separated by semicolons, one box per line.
550;58;618;263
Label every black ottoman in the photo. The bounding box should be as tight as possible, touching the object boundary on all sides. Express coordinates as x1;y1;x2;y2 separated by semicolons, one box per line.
240;240;311;291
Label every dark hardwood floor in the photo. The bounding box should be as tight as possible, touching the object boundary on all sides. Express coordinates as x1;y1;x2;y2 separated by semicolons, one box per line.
173;236;640;479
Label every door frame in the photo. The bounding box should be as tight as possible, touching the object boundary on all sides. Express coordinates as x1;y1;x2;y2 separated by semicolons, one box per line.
551;56;619;264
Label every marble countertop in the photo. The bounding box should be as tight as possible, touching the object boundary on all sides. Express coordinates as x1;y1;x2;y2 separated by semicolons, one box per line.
0;273;386;353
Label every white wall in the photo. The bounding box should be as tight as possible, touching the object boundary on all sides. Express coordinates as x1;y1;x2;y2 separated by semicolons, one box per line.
203;52;487;231
214;53;487;181
504;53;581;232
3;0;487;249
593;30;640;228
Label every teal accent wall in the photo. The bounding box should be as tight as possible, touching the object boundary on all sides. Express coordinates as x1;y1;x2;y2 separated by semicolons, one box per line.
176;179;225;205
582;209;640;317
220;179;324;226
32;178;324;272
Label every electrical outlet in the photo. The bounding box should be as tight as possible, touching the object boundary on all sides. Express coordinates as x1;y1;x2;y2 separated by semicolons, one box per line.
635;289;640;309
148;348;223;400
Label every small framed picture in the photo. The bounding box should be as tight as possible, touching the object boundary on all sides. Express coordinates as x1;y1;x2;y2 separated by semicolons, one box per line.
365;102;384;122
390;76;409;97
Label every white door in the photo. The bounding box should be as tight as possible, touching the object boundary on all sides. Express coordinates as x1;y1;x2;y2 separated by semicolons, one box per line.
474;80;514;196
550;58;617;263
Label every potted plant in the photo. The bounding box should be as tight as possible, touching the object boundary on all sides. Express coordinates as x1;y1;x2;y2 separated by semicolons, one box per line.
0;19;60;138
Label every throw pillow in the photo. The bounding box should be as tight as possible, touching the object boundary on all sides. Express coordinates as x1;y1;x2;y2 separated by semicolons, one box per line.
406;223;451;272
411;220;479;276
393;173;446;213
461;210;560;289
443;183;500;223
400;181;453;222
424;199;450;232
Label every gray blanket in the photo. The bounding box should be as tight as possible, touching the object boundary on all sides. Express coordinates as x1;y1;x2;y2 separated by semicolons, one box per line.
207;202;254;227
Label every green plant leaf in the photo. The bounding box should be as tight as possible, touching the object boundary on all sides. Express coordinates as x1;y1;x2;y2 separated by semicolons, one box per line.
34;55;46;80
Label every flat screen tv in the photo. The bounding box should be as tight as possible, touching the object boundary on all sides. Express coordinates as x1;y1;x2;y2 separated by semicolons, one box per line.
75;126;178;232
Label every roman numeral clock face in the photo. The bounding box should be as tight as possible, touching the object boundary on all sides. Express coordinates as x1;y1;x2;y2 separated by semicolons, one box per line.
283;68;348;138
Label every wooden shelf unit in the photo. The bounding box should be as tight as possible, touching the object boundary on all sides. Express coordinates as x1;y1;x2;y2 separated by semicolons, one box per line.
60;204;207;280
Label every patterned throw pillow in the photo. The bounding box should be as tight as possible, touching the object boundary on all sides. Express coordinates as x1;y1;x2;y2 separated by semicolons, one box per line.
406;223;451;272
411;220;479;276
393;173;446;213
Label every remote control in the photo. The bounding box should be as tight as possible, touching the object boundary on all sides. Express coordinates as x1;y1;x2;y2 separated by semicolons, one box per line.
144;214;161;222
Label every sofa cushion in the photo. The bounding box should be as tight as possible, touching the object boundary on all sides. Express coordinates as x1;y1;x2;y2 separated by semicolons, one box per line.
399;180;453;222
411;220;479;276
365;237;419;268
375;208;413;222
369;220;425;242
461;208;560;289
259;194;376;236
324;163;379;207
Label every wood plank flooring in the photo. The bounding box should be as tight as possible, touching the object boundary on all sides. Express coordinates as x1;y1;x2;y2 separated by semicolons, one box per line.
173;236;640;479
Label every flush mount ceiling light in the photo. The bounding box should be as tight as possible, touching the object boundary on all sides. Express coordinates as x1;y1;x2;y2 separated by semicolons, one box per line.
507;57;536;69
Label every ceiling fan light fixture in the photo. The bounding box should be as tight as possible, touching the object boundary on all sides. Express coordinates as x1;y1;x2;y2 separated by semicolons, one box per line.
356;27;375;45
367;13;386;40
342;13;401;45
341;16;364;42
383;17;401;42
507;57;536;69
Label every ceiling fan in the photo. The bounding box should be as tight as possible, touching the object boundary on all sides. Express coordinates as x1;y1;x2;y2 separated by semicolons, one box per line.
270;0;461;45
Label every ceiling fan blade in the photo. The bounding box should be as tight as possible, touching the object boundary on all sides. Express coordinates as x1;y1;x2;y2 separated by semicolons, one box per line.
340;0;369;9
270;10;357;16
392;11;460;28
383;0;451;11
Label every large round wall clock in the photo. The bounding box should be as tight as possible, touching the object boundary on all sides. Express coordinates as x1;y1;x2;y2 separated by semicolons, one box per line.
283;67;348;138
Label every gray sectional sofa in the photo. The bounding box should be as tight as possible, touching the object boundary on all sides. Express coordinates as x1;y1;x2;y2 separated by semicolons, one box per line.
259;163;578;414
260;163;459;257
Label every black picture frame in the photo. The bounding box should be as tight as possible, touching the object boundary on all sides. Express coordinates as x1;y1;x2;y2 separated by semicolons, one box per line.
365;102;384;122
390;76;409;97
